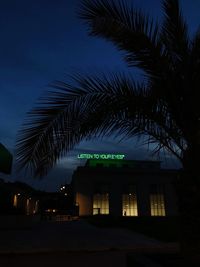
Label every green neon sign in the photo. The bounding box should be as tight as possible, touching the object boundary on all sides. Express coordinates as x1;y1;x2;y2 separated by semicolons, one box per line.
77;153;125;160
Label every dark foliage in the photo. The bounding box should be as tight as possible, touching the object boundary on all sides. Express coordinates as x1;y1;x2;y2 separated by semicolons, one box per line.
16;0;199;178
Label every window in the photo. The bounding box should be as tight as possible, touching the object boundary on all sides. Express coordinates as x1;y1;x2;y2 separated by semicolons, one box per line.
122;185;138;216
93;193;109;215
150;184;166;216
13;194;18;207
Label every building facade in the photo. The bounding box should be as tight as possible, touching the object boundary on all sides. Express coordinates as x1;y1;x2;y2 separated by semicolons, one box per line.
0;180;39;215
72;159;179;217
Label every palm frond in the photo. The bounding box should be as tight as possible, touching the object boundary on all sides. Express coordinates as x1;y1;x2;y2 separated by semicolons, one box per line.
79;0;168;78
161;0;189;65
16;73;143;176
16;72;185;176
111;102;185;161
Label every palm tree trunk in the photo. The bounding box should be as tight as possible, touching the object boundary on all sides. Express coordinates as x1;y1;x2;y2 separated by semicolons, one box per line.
178;145;200;262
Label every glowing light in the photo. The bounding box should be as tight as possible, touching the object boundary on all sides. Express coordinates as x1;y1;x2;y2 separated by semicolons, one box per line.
93;193;109;215
77;153;125;160
150;194;166;216
13;194;18;207
122;193;138;216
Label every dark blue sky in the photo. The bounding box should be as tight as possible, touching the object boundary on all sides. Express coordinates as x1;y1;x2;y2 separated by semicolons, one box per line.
0;0;199;191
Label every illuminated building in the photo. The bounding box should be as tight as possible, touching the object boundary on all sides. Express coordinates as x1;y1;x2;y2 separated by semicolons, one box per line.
0;180;39;215
72;159;178;217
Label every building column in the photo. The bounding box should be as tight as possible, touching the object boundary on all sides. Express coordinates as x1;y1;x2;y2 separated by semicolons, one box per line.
109;182;122;217
137;182;151;216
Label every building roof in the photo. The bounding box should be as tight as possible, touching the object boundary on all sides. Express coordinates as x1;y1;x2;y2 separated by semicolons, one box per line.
85;159;161;169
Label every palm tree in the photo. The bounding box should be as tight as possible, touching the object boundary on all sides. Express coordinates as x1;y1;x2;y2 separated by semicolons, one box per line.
16;0;200;259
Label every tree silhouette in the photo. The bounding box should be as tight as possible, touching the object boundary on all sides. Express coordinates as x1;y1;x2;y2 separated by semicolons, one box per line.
16;0;200;259
0;143;12;174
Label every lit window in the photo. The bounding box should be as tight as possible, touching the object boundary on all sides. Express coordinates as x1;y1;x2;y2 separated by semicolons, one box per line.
122;185;138;216
13;194;18;207
122;194;138;216
150;184;166;216
93;193;109;215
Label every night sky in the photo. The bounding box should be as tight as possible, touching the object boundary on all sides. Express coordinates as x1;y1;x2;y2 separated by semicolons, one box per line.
0;0;199;191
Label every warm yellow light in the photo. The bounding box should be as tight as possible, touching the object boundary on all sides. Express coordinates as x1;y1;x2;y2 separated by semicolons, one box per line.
150;194;166;216
122;194;138;216
93;193;109;215
13;194;18;207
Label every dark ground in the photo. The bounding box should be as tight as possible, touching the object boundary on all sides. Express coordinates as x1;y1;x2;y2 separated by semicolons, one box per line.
0;251;127;267
0;218;179;267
